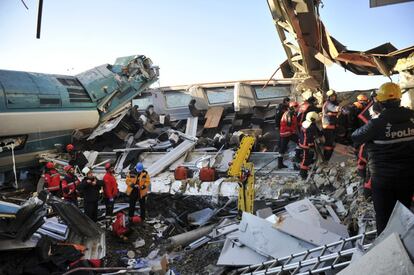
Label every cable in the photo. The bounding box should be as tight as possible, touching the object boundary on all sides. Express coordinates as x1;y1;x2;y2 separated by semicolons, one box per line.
11;143;18;188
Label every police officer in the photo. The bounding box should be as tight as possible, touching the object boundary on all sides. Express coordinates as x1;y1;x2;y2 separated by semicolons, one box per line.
126;163;151;220
352;82;414;234
322;90;341;161
78;167;103;222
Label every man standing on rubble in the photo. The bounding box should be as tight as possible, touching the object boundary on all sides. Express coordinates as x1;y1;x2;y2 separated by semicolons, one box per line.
126;162;150;220
44;162;62;196
352;82;414;234
322;90;342;161
278;101;300;168
299;112;322;179
103;163;119;217
61;165;80;206
78;167;103;222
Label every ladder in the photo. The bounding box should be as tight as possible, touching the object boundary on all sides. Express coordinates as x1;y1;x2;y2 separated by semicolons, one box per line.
235;230;377;275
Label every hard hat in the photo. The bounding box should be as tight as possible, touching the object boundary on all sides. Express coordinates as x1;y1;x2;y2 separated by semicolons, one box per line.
135;162;144;173
64;165;73;172
306;111;319;122
326;90;336;97
357;94;368;102
105;163;112;170
289;101;299;108
376;82;401;102
82;167;91;175
46;162;54;169
66;144;75;152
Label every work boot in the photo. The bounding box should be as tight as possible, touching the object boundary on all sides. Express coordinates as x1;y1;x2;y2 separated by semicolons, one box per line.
277;157;287;169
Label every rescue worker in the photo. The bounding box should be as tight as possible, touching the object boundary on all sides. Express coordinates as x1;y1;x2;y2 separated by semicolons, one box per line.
66;144;88;170
297;96;320;128
322;90;342;161
278;101;299;168
348;94;369;137
103;163;119;217
351;82;414;234
61;165;80;206
44;162;61;196
299;112;322;179
126;162;150;220
78;167;103;222
275;97;290;128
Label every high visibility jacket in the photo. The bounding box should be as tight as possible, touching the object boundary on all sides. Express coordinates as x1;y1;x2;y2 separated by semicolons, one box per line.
125;170;150;198
279;111;297;137
61;174;80;200
103;172;119;199
352;107;414;180
322;100;340;129
44;169;61;193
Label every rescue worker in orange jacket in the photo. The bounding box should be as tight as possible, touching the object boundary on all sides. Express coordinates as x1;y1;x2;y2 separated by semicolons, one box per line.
299;112;322;179
278;101;299;168
348;94;369;138
61;165;80;206
126;162;150;220
351;82;414;234
44;162;61;196
103;163;119;217
322;90;342;161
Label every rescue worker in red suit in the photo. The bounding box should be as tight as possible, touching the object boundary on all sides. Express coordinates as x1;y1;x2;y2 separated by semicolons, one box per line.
322;90;342;161
347;94;369;140
275;97;290;128
278;101;299;168
66;144;88;170
44;162;61;196
103;163;119;217
297;96;321;128
299;112;322;179
78;167;103;222
61;165;80;206
352;82;414;234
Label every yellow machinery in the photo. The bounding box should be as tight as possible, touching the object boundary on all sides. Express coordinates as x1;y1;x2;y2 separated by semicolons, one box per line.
227;136;255;214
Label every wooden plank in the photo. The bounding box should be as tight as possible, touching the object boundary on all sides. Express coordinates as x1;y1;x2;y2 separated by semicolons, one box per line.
204;106;224;129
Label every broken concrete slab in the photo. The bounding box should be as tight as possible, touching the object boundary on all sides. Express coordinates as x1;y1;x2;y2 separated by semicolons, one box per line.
238;212;314;258
338;233;414;275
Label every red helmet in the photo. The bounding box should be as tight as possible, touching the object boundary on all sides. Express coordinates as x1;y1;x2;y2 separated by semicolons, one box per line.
66;144;75;152
289;101;299;108
46;162;54;169
105;163;112;170
64;165;73;172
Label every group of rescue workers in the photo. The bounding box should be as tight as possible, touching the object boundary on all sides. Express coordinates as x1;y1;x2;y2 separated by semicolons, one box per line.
42;144;151;223
276;82;414;234
42;81;414;237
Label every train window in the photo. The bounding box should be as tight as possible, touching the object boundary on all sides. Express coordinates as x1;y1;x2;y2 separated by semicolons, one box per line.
253;85;291;100
165;91;191;108
205;88;233;104
57;78;83;87
132;94;153;110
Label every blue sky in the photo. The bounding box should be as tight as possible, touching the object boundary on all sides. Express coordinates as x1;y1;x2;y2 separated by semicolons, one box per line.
0;0;413;90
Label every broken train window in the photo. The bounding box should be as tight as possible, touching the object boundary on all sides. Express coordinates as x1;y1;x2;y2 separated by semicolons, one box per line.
132;94;153;110
205;87;233;104
0;135;28;153
253;84;291;100
164;91;192;108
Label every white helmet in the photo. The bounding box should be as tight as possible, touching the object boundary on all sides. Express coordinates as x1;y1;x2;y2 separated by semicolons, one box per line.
306;111;319;122
82;167;91;175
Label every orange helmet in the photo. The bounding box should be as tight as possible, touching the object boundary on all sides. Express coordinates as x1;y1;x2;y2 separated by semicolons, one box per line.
357;94;368;102
46;162;54;169
289;101;299;108
66;144;75;152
